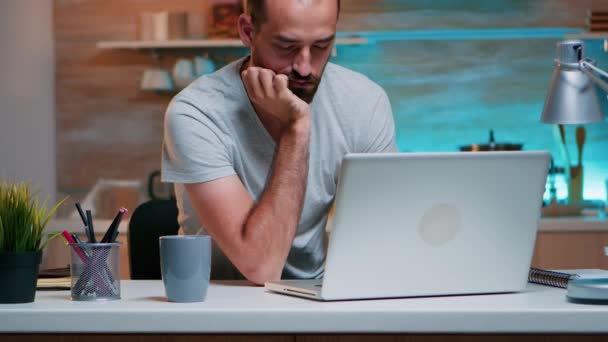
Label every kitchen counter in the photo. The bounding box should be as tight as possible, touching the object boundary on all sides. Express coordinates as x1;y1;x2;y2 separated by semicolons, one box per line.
539;215;608;232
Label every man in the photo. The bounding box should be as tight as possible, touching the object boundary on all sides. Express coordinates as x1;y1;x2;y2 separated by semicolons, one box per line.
162;0;396;285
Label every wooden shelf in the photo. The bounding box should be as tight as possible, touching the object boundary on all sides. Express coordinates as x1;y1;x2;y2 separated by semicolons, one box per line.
97;37;368;50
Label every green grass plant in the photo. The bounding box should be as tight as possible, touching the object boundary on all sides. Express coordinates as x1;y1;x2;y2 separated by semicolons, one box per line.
0;179;66;253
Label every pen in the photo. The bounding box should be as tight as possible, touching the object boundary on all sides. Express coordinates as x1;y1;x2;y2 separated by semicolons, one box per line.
61;230;88;263
101;207;127;243
71;233;90;257
111;229;120;243
86;209;96;243
75;203;93;242
111;208;128;242
75;203;88;226
81;223;92;244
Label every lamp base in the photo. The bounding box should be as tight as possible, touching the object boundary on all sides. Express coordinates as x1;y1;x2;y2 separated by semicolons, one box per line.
566;278;608;305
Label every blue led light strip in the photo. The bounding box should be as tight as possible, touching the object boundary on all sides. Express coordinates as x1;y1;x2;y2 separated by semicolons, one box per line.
337;28;585;42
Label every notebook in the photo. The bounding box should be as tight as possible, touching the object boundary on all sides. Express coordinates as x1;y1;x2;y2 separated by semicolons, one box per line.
265;151;551;301
37;266;71;291
36;277;71;290
528;268;608;288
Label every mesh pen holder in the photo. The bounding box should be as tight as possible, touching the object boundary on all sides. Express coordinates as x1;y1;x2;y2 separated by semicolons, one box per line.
69;242;121;301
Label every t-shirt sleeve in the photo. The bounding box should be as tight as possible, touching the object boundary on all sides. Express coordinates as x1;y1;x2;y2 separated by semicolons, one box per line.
360;89;398;153
161;96;236;184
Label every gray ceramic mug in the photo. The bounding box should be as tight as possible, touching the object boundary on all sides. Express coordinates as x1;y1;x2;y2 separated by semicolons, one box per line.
159;235;211;302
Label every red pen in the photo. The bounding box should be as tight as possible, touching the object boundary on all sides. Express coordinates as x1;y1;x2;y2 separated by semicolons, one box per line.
61;230;88;264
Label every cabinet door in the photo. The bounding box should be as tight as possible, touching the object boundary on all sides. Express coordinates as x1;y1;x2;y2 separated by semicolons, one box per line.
531;232;608;269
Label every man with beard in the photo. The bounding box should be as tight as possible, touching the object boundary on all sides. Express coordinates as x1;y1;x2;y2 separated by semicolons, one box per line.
162;0;397;285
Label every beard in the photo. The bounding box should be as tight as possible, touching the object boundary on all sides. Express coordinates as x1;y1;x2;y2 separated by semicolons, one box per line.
287;71;322;104
249;54;328;104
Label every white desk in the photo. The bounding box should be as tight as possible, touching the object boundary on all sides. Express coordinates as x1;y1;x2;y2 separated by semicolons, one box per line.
1;280;608;335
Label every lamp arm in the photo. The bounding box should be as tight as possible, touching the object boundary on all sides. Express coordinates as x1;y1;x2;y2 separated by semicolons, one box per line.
580;60;608;94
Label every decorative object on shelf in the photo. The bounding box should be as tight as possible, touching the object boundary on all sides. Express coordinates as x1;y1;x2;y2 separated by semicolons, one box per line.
141;67;175;92
194;54;216;77
172;58;197;90
208;0;243;39
187;12;208;39
587;10;608;33
138;11;188;41
0;180;66;303
96;30;364;93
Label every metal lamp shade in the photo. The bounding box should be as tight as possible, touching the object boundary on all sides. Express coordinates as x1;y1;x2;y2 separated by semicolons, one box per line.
541;40;605;124
541;65;605;124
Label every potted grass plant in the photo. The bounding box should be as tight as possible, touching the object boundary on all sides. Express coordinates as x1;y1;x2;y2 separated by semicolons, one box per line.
0;179;66;303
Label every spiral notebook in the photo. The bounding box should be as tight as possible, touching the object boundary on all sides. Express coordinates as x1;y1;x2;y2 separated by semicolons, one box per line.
528;268;608;288
528;268;579;288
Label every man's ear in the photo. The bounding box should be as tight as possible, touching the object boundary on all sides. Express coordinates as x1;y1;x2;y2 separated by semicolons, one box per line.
238;14;255;48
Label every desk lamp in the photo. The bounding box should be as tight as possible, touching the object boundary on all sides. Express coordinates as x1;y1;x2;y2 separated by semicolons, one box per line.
543;40;607;209
541;39;608;304
542;40;607;124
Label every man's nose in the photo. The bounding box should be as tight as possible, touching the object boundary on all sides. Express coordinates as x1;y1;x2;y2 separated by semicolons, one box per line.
292;47;312;77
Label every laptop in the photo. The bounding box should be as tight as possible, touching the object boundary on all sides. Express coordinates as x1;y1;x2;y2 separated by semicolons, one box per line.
265;151;551;301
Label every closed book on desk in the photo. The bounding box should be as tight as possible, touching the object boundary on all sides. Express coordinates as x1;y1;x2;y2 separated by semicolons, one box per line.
37;267;70;291
37;277;71;290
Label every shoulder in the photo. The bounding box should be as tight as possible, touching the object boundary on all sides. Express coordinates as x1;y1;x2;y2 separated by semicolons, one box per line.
166;58;246;127
322;62;386;101
318;63;390;122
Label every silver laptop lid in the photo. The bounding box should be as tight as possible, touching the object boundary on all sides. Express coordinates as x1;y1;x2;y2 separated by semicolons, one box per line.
321;151;550;300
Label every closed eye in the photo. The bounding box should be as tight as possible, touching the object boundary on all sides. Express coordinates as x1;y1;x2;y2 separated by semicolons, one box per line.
277;45;295;51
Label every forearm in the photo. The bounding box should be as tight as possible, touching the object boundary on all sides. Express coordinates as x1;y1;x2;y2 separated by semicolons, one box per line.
240;118;311;283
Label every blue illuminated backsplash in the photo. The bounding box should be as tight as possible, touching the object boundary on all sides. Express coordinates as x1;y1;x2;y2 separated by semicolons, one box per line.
332;29;608;202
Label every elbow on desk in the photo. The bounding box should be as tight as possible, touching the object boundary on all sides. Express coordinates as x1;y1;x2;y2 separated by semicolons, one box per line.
240;262;282;286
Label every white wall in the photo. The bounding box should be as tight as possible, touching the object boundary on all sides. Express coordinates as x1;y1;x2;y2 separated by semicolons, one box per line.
0;0;56;202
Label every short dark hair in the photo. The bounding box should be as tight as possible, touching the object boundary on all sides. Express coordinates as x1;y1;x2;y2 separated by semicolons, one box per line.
246;0;341;29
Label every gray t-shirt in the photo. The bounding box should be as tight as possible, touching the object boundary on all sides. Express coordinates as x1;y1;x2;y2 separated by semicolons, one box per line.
162;57;397;280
